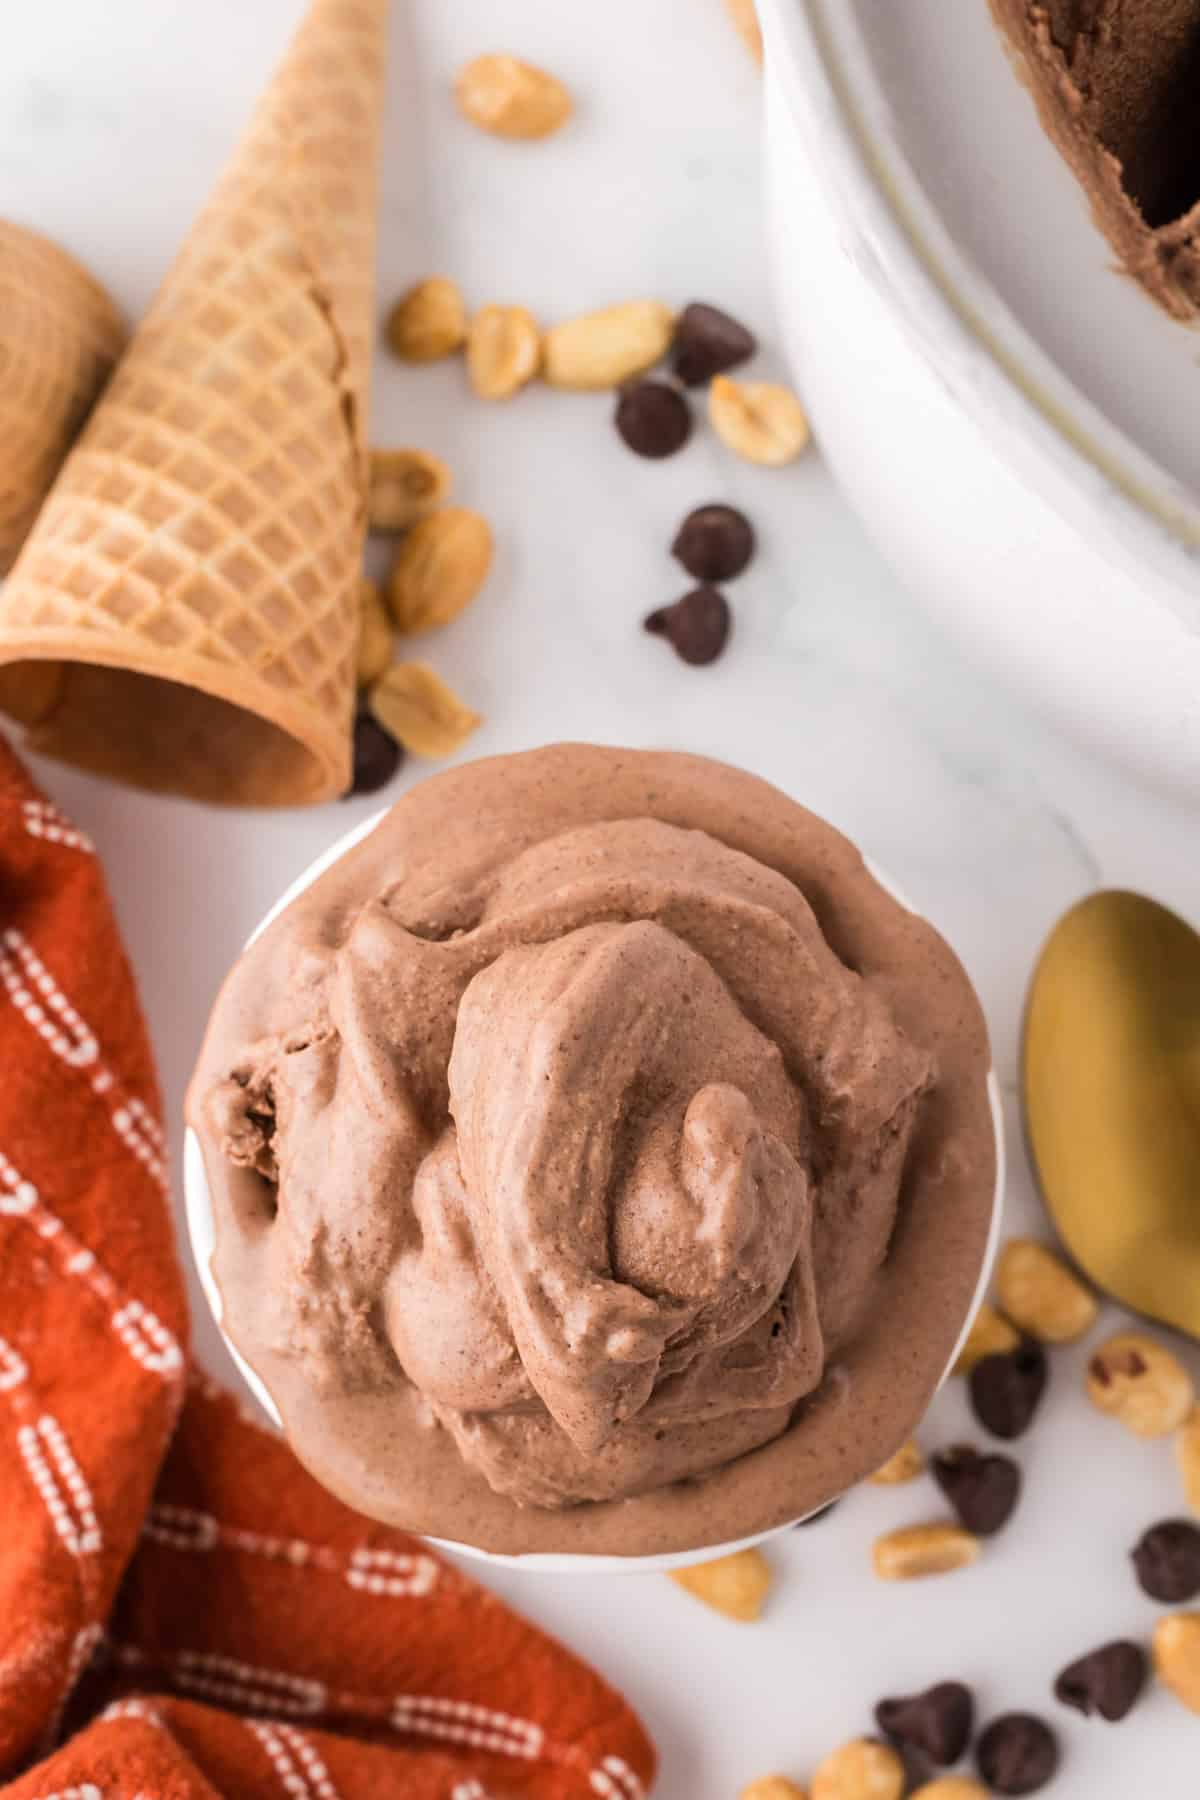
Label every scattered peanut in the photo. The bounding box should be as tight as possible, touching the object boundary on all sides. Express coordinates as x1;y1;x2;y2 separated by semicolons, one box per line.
542;300;676;392
740;1779;806;1800
953;1301;1020;1376
455;54;573;140
669;1547;771;1621
869;1439;925;1486
386;278;467;363
467;304;542;399
1086;1331;1196;1438
368;449;453;532
872;1523;981;1582
996;1239;1098;1343
811;1738;904;1800
725;0;764;63
908;1783;991;1800
1178;1407;1200;1515
709;374;810;466
386;508;493;637
1153;1612;1200;1713
355;577;393;688
368;662;481;760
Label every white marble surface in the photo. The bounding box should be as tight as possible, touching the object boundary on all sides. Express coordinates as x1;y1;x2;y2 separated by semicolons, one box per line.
3;2;1199;1794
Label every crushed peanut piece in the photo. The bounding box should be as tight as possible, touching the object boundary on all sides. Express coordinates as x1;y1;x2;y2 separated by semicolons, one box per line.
996;1239;1098;1344
669;1547;771;1621
1178;1408;1200;1516
869;1439;925;1486
368;662;481;760
740;1780;806;1800
455;54;573;140
1086;1331;1196;1438
368;449;452;532
386;278;467;363
355;577;393;688
908;1783;991;1800
542;301;676;391
872;1523;981;1582
953;1301;1020;1376
725;0;764;63
1153;1612;1200;1714
467;304;542;399
811;1738;904;1800
387;508;494;637
709;374;810;466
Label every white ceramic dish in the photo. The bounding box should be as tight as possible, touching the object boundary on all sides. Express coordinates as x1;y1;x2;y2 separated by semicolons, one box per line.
185;808;1005;1574
759;0;1200;800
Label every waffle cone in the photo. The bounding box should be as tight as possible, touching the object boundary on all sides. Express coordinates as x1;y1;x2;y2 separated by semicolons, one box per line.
0;0;388;805
0;223;125;579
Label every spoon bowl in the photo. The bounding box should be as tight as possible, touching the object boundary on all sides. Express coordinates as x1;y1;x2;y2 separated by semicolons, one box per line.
1023;890;1200;1340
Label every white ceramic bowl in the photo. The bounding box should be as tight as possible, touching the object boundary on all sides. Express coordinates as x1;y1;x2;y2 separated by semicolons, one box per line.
185;808;1004;1573
759;0;1200;801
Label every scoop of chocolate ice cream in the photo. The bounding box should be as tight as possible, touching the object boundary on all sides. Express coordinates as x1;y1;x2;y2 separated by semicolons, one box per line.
189;747;994;1556
991;0;1200;318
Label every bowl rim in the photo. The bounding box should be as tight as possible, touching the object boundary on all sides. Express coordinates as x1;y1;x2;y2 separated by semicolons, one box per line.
757;0;1200;626
184;807;1005;1575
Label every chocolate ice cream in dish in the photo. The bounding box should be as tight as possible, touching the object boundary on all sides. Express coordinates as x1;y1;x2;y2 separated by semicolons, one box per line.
990;1;1200;318
188;746;996;1557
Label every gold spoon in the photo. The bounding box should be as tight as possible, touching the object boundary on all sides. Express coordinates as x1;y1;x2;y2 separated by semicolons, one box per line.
1023;890;1200;1341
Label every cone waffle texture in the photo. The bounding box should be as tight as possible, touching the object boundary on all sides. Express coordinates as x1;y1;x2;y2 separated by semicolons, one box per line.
0;0;388;804
0;222;125;577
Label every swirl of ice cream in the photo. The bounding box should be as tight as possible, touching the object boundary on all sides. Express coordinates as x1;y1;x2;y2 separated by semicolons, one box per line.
191;747;994;1553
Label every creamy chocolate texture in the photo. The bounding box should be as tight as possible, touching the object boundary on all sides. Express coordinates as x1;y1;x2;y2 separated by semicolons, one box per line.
991;1;1200;318
189;747;995;1556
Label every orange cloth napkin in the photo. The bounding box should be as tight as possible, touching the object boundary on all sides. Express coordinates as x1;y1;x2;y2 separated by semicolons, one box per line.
0;740;657;1800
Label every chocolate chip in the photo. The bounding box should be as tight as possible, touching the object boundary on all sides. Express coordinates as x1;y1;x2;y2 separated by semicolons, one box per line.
644;586;731;666
672;504;755;582
795;1500;839;1527
969;1340;1048;1440
614;381;692;458
931;1444;1021;1536
976;1714;1059;1795
347;710;403;797
672;301;757;387
1054;1640;1148;1721
875;1681;974;1766
1131;1519;1200;1602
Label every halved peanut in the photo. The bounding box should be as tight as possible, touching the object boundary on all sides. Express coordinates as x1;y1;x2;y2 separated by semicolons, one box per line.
669;1547;771;1621
467;304;541;399
709;374;810;466
542;301;676;391
368;662;481;760
869;1439;924;1486
740;1780;806;1800
811;1738;904;1800
387;508;493;637
386;278;467;363
872;1523;980;1581
355;577;393;688
1153;1612;1200;1713
953;1301;1020;1376
455;54;572;140
368;449;452;532
1086;1331;1195;1438
996;1239;1098;1343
